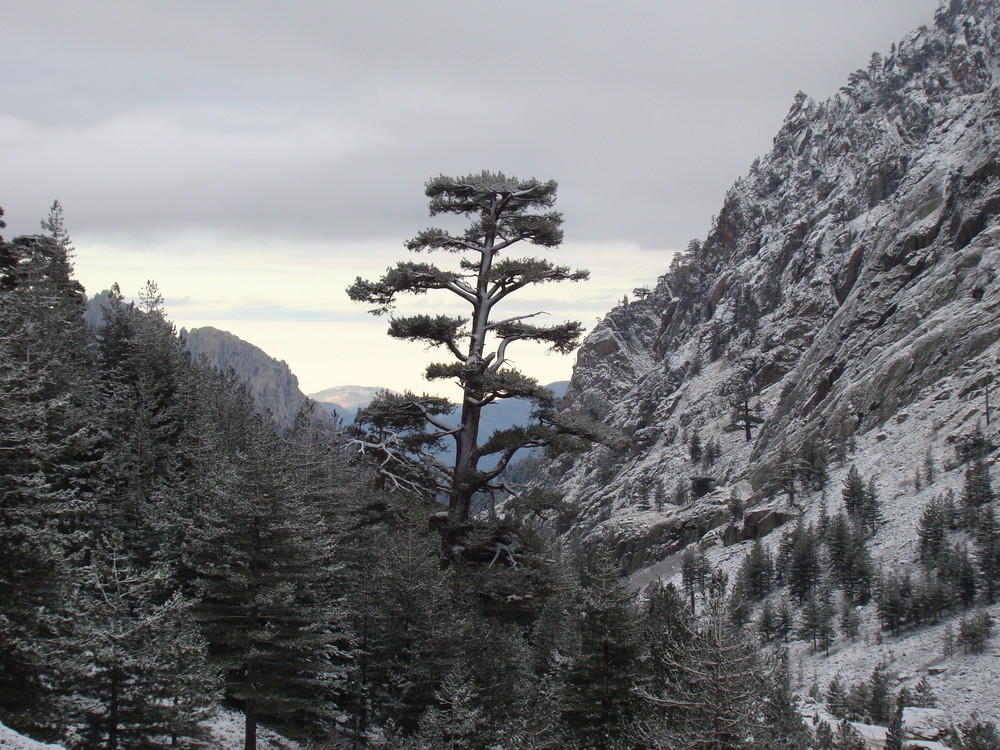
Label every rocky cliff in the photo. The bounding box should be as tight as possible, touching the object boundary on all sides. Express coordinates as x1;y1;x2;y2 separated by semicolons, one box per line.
536;0;1000;724
183;326;330;431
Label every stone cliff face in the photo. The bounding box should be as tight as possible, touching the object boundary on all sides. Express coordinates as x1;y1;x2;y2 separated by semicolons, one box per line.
183;326;330;431
536;3;1000;721
540;0;1000;557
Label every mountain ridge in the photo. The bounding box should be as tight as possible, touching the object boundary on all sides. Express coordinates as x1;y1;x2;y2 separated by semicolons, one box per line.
533;0;1000;725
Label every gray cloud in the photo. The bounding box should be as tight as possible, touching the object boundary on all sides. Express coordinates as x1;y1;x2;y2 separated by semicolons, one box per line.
3;1;937;251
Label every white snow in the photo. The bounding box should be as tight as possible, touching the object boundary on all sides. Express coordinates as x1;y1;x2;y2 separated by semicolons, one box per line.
0;721;65;750
203;710;301;750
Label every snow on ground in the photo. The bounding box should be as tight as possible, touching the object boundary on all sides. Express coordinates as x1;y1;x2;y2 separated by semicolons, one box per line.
0;712;303;750
633;343;1000;727
0;721;64;750
204;710;301;750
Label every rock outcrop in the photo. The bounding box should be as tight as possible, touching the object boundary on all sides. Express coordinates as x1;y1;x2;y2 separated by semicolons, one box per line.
183;326;330;431
539;0;1000;558
532;0;1000;726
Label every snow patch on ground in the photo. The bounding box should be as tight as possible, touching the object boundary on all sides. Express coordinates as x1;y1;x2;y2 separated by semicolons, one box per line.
635;356;1000;726
204;709;301;750
0;721;65;750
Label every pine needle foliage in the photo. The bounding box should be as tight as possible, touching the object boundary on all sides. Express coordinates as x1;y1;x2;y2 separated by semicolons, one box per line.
347;172;624;550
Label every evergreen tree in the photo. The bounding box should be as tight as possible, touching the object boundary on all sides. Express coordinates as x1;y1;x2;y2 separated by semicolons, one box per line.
720;368;762;443
974;507;1000;603
958;610;994;653
961;456;995;526
740;538;774;600
754;653;811;749
876;571;906;635
346;172;623;544
949;719;1000;750
635;588;765;750
350;519;459;736
66;540;217;749
866;663;895;725
775;597;794;644
190;412;344;749
786;523;821;602
757;599;779;644
798;589;835;652
842;465;866;518
944;543;979;609
726;570;752;629
924;448;936;485
798;436;829;492
562;554;641;749
826;675;848;719
918;496;949;566
689;429;703;463
840;597;861;640
0;230;97;734
912;676;937;708
775;446;799;503
411;665;484;750
681;547;710;609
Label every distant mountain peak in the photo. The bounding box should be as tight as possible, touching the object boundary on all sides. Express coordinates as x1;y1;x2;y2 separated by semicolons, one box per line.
183;326;330;430
307;385;397;411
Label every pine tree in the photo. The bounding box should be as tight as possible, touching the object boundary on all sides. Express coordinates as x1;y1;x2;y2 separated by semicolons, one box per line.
681;547;710;609
346;172;623;544
961;456;995;526
689;429;703;463
755;653;811;749
635;588;766;750
826;675;848;719
798;436;829;492
757;600;779;644
974;507;1000;603
842;465;866;518
726;570;752;628
918;496;949;566
866;663;895;726
876;571;906;635
948;543;979;609
798;589;835;653
0;229;98;733
839;597;861;640
190;413;345;748
562;554;641;749
360;521;460;734
740;538;774;600
411;665;484;750
912;676;937;708
775;446;799;503
66;540;217;749
958;610;994;653
786;524;821;602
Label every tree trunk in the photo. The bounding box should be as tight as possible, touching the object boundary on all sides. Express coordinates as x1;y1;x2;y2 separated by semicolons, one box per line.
107;669;119;750
447;216;497;525
244;697;257;750
742;398;752;442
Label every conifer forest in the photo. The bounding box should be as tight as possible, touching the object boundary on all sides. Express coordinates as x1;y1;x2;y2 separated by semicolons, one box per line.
5;2;1000;749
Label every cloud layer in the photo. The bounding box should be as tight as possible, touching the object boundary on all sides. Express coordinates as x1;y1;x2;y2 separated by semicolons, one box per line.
2;1;938;392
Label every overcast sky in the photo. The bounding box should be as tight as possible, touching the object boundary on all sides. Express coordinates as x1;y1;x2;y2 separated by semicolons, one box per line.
2;1;938;397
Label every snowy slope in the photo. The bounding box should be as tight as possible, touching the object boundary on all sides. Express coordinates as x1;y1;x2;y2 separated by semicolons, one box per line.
533;0;1000;725
0;721;64;750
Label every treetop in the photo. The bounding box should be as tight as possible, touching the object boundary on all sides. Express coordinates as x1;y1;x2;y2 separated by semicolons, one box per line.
424;171;558;216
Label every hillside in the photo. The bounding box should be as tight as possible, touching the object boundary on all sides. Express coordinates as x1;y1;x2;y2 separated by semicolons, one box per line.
183;326;331;431
535;0;1000;724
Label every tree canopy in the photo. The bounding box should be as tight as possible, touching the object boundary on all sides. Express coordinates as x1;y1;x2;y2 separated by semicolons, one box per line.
347;172;625;546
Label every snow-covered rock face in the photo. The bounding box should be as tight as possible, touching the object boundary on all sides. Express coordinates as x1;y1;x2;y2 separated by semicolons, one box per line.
536;0;1000;561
